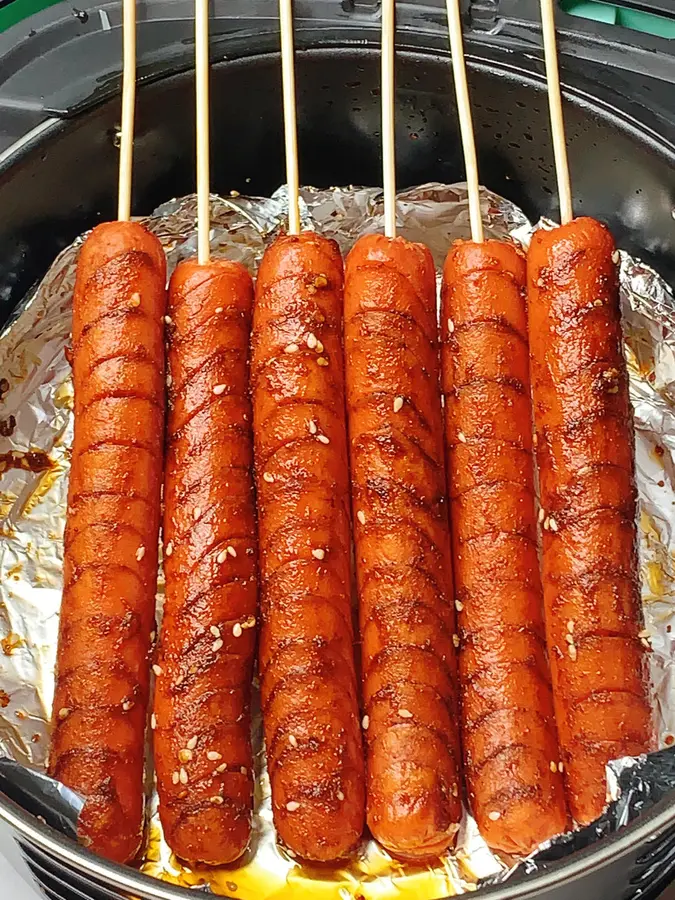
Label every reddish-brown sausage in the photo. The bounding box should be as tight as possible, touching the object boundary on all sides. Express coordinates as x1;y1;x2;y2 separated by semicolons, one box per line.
153;258;258;865
527;217;653;825
50;220;166;863
344;233;461;859
442;238;567;853
251;232;365;861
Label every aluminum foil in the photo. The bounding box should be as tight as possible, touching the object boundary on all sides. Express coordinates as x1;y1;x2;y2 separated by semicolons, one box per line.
1;182;674;899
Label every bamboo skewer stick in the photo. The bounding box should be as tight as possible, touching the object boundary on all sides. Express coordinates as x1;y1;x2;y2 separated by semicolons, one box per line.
381;0;397;239
540;0;573;225
445;0;483;244
195;0;212;264
279;0;301;235
117;0;136;222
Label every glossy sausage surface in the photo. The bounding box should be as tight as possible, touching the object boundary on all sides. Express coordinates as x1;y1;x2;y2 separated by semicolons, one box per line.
527;217;652;825
442;238;567;853
50;220;166;863
252;232;365;861
153;258;257;865
344;233;461;859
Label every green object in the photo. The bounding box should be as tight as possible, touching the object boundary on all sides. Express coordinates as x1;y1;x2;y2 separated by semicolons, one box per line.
0;0;62;32
562;0;675;37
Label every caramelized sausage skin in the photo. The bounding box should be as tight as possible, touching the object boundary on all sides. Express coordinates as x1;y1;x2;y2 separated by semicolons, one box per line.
442;238;567;853
252;232;365;861
344;233;461;859
50;221;166;863
153;259;257;865
527;217;652;825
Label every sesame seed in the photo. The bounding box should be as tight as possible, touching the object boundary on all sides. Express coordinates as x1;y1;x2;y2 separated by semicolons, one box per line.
452;783;459;797
151;714;157;730
217;549;228;564
240;766;247;775
538;508;545;524
129;292;141;307
307;333;318;349
594;298;604;307
567;620;575;633
315;275;328;288
58;707;70;720
308;420;317;435
211;795;224;805
164;315;172;325
165;541;173;557
312;548;326;560
357;510;366;525
317;434;330;444
362;715;370;730
286;801;300;812
152;664;162;677
285;343;299;354
136;545;146;561
166;374;172;387
179;768;188;785
455;600;464;612
537;277;545;288
122;700;134;712
233;623;243;638
550;761;557;773
215;306;224;314
212;638;224;652
558;762;564;772
337;791;345;801
398;708;413;719
548;516;559;532
187;736;198;750
316;340;324;353
172;771;180;785
289;734;298;748
565;633;574;645
216;762;228;773
210;625;221;638
227;545;237;558
568;644;578;661
447;318;455;334
393;396;404;413
452;634;460;648
242;616;256;629
213;384;227;396
176;674;184;685
317;357;329;367
612;250;620;265
179;748;193;763
488;811;501;821
207;751;222;761
263;472;275;483
193;507;201;521
457;431;467;444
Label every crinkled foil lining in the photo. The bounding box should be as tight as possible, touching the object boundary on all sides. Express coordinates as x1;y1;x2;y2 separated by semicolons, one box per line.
1;183;674;899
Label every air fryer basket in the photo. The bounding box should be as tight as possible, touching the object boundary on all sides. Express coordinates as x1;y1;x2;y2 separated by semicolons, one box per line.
1;2;675;899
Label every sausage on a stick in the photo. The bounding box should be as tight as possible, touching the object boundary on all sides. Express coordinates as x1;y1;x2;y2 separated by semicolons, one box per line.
527;217;652;825
50;221;166;863
442;238;567;853
344;232;461;859
252;232;365;861
153;259;258;865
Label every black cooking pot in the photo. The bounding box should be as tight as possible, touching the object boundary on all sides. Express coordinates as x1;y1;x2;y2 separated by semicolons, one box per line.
1;2;675;898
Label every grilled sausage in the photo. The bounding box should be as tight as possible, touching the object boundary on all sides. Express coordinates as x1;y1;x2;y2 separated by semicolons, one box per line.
153;259;258;865
344;233;461;859
252;232;365;861
50;220;166;863
527;217;653;825
442;238;567;854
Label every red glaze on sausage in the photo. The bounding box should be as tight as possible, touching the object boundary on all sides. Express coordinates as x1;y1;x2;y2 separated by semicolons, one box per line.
153;258;258;864
527;217;653;825
344;233;461;860
252;232;365;861
442;238;567;853
50;220;166;863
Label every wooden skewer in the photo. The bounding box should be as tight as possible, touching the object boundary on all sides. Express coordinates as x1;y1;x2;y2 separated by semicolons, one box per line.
195;0;211;264
540;0;573;225
445;0;483;244
117;0;136;222
279;0;301;235
381;0;397;239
